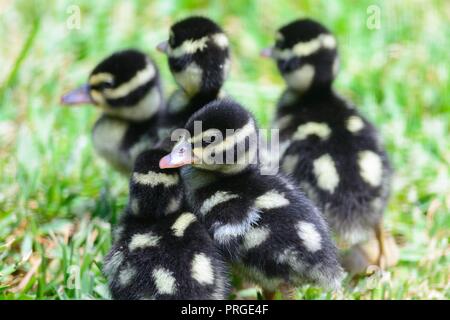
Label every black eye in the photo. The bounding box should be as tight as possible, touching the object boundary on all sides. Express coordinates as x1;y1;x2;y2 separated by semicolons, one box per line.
169;36;175;47
275;40;283;48
278;58;300;73
178;148;185;154
169;56;190;73
98;81;113;90
203;135;216;147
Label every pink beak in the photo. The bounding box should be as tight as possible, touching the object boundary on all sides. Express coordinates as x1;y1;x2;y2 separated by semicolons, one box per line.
260;47;274;58
60;84;93;105
159;140;193;169
156;41;169;54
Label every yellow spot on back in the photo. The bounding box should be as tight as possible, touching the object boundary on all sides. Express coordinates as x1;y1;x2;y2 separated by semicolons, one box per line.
132;171;179;187
171;213;197;237
243;226;270;250
296;221;322;252
129;232;161;251
313;154;339;193
191;253;214;285
293;122;331;141
358;150;383;187
346;116;364;133
152;268;176;295
254;190;290;210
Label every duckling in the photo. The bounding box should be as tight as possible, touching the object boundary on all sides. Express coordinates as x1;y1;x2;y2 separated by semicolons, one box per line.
159;99;343;299
156;16;231;136
103;148;229;300
61;49;164;173
261;18;399;273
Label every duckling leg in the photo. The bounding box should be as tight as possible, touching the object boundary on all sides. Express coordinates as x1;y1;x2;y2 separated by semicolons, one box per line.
374;221;386;268
262;288;276;300
262;284;296;300
374;221;399;270
278;283;297;300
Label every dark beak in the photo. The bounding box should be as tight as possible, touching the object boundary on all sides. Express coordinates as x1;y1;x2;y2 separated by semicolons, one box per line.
260;47;274;58
60;84;93;105
156;41;169;54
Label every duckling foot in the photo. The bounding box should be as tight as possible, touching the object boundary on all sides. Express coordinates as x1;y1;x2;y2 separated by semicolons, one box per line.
341;229;399;275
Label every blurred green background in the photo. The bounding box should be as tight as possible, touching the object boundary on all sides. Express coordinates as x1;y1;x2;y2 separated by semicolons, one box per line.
0;0;449;299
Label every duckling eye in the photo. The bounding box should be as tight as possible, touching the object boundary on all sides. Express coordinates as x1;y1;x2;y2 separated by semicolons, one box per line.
98;81;114;90
169;36;175;48
168;30;175;47
279;58;300;73
203;135;216;146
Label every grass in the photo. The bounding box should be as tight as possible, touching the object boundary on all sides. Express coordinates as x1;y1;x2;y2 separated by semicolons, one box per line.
0;0;449;300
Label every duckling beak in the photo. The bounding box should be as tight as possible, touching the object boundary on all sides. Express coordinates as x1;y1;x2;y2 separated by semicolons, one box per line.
60;84;93;105
159;140;192;169
260;47;274;58
156;41;169;54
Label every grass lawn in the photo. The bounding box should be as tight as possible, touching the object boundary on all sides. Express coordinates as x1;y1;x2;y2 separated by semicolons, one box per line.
0;0;449;299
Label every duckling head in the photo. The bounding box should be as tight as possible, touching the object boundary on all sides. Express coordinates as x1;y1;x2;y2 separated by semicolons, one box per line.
159;99;258;175
262;19;339;93
61;49;162;121
157;16;230;98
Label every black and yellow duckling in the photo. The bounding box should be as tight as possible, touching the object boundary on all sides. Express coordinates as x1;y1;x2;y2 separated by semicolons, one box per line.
61;49;164;173
104;148;229;300
159;99;343;299
156;16;230;134
261;18;399;274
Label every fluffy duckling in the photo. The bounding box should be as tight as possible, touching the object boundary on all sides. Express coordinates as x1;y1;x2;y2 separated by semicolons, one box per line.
156;16;231;134
61;49;164;173
262;19;398;273
104;149;229;300
159;99;343;299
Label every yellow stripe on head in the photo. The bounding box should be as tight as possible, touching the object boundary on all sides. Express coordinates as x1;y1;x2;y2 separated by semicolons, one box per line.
274;33;336;60
212;33;229;49
168;33;228;58
89;72;114;86
103;63;156;100
168;36;209;58
210;120;256;155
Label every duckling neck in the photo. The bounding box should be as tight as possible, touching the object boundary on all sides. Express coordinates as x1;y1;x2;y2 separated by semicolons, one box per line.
180;165;257;207
280;84;334;109
169;88;222;116
127;175;183;219
190;88;221;107
181;164;256;191
297;83;333;99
